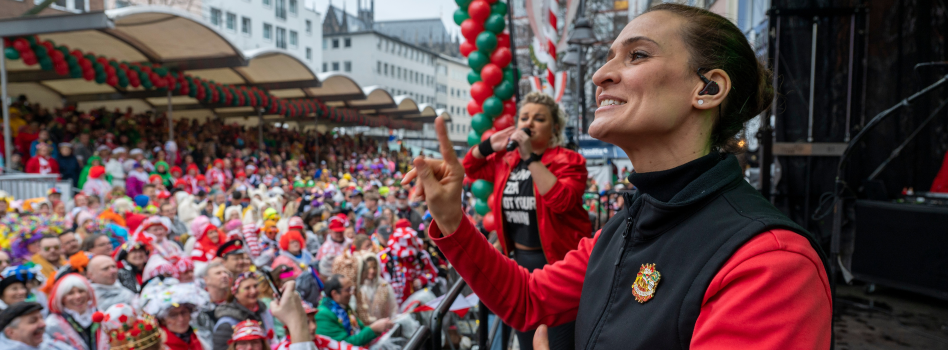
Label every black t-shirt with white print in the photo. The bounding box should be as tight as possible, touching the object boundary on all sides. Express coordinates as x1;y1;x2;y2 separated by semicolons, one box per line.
502;157;542;249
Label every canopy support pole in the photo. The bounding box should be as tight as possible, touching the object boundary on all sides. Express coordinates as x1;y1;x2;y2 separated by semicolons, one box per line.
258;108;264;152
313;114;320;165
167;90;174;141
1;40;11;169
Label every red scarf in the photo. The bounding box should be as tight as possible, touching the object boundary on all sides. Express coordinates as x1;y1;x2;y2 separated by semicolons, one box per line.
161;326;203;350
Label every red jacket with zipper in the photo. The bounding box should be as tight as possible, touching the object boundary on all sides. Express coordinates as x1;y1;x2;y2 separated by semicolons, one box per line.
463;146;590;263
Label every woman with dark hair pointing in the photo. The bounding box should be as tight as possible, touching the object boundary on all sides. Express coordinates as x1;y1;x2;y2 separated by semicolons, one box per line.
404;4;831;349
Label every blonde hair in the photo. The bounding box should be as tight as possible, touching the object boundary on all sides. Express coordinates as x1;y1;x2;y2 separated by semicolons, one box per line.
519;92;567;147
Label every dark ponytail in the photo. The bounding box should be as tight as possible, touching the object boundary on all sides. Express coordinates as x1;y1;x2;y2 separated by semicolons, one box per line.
646;4;773;153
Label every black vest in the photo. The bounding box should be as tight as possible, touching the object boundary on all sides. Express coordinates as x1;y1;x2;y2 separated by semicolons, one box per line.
574;154;825;350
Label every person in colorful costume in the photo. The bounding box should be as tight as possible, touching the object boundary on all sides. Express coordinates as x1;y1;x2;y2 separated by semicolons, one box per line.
43;273;109;350
377;219;437;305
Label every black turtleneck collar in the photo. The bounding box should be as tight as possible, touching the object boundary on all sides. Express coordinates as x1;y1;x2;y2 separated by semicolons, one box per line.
627;152;723;203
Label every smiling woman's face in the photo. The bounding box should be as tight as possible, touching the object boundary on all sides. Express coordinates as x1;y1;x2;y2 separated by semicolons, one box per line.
590;11;699;148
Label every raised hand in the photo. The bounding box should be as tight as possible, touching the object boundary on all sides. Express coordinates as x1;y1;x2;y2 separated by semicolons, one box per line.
402;116;465;235
488;126;517;153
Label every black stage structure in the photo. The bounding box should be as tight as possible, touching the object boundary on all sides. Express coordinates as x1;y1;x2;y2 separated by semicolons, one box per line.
763;0;948;300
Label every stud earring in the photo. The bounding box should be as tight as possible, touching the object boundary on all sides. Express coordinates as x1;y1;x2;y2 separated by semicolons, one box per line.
698;100;704;105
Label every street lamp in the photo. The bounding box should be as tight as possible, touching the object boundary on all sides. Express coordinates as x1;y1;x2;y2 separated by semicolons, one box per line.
567;17;597;46
564;16;596;135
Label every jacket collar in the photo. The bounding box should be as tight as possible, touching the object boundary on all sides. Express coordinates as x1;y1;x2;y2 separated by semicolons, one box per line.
624;153;744;240
502;145;563;167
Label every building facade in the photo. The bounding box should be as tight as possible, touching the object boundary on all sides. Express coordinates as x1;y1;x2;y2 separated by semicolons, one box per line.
436;54;473;143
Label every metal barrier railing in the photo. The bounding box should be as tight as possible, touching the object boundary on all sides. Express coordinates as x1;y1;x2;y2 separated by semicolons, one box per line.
0;173;68;200
405;279;468;350
588;190;633;233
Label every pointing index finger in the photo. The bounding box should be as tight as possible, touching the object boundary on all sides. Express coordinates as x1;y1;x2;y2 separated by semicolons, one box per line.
435;117;458;165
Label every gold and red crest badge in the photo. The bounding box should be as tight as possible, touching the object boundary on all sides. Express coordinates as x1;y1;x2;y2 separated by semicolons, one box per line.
632;263;661;303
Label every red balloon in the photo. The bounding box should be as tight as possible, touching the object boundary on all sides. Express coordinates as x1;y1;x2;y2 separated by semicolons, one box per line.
82;70;95;81
480;63;502;86
106;76;118;87
12;39;28;52
471;81;493;103
22;56;37;66
493;113;514;130
50;50;64;62
503;99;516;115
461;19;485;42
496;32;510;50
41;41;54;51
490;47;512;67
79;58;92;69
481;128;495;142
468;0;491;23
482;212;496;231
460;41;476;57
20;50;35;62
467;99;482;115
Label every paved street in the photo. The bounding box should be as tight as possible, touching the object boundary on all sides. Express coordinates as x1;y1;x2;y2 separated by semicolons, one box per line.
835;284;948;349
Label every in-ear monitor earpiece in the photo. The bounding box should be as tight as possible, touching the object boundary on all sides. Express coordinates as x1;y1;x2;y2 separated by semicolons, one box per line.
697;69;720;96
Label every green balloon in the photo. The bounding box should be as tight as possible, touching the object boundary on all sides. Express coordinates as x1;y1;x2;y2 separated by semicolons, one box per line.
503;70;516;85
118;77;128;88
485;14;506;34
455;0;472;8
475;32;497;54
491;2;508;15
494;81;515;100
70;68;82;79
482;97;503;117
94;73;106;84
66;55;77;65
475;198;491;215
467;130;481;147
4;47;19;60
472;179;494;200
453;9;470;26
467;70;481;85
468;51;489;72
472;113;493;134
39;57;53;71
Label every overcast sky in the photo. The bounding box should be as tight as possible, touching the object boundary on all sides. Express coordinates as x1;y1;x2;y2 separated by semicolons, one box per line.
305;0;462;37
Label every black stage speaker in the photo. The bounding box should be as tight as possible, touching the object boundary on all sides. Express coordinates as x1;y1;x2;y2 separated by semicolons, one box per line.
852;200;948;299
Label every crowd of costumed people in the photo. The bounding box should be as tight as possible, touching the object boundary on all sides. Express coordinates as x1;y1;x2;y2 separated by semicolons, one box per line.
0;96;485;350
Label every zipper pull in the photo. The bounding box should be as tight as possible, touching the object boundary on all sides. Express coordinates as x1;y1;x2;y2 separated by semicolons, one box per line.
614;217;634;266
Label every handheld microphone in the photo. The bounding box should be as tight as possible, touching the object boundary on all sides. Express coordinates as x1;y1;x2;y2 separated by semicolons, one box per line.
506;128;533;152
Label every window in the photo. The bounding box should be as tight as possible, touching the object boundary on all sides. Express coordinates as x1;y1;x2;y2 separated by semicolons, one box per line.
210;8;222;26
289;30;298;48
289;0;298;14
305;20;312;34
332;62;340;71
322;39;327;49
322;63;327;72
263;0;271;6
377;61;381;73
241;17;251;35
384;63;388;75
226;12;236;31
344;61;352;72
306;47;312;60
263;23;272;40
276;27;286;49
275;0;286;20
332;39;339;48
344;38;351;47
